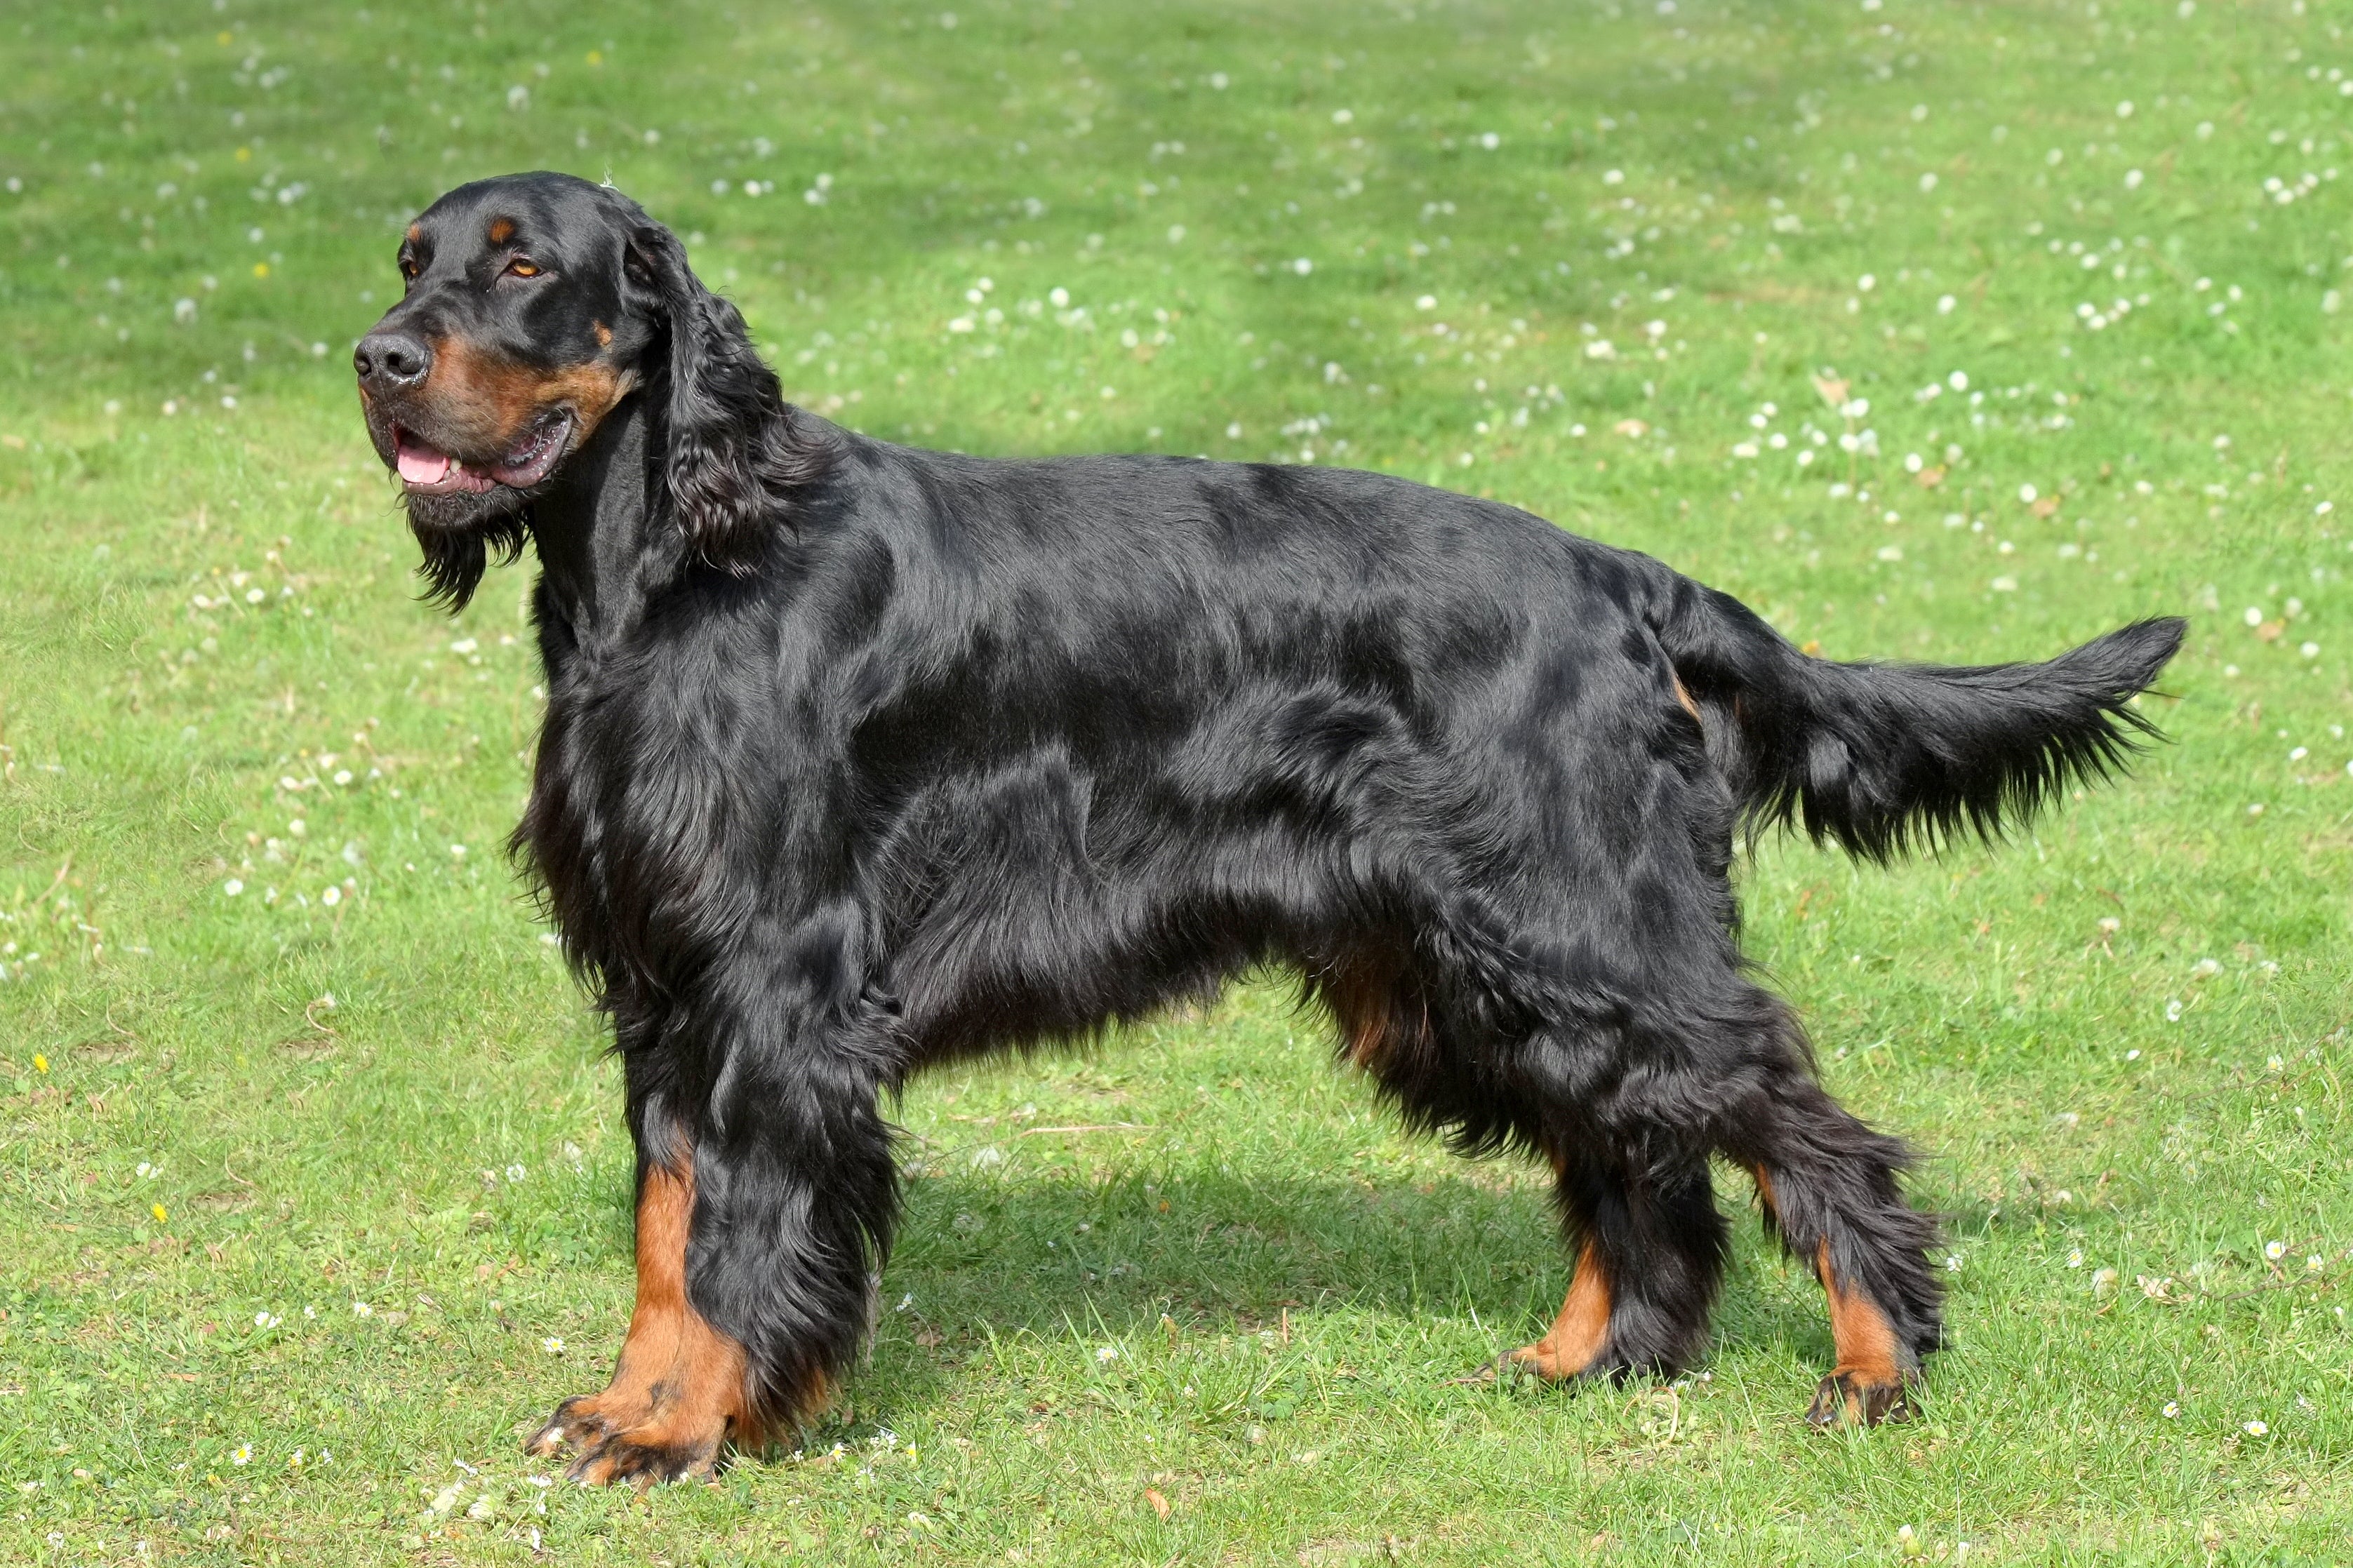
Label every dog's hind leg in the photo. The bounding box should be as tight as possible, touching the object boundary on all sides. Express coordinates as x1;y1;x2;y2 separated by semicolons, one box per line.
1729;1073;1942;1426
1508;1146;1728;1382
1314;945;1729;1381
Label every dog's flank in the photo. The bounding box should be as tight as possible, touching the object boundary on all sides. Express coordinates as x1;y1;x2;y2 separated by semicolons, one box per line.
359;171;2185;1482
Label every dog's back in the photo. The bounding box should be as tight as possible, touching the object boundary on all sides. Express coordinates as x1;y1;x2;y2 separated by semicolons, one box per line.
817;432;2182;869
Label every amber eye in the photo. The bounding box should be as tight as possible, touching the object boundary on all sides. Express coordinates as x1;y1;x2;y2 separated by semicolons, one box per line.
507;258;542;278
399;257;419;281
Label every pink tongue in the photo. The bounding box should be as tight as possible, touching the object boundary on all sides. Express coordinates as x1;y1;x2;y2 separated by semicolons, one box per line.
396;441;453;485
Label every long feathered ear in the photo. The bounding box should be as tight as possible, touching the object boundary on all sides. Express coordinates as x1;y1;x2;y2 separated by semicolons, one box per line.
625;222;827;573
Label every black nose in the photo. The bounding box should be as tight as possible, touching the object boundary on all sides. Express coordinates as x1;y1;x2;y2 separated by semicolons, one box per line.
354;331;433;391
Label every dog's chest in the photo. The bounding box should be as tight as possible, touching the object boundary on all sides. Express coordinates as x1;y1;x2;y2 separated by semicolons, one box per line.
523;648;794;960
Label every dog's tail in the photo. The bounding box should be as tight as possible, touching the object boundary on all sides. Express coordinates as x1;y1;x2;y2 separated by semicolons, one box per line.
1640;565;2185;860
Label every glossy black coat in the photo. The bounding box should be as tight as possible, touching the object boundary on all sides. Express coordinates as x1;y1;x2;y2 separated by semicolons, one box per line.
368;173;2185;1448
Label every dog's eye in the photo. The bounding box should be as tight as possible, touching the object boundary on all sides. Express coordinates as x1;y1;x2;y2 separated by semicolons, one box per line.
399;258;419;282
506;258;542;278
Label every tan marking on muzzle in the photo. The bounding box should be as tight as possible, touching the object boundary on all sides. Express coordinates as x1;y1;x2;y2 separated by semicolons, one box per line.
423;335;641;457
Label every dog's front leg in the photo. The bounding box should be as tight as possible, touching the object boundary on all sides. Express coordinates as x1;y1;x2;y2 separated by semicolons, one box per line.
531;992;902;1484
527;1139;752;1484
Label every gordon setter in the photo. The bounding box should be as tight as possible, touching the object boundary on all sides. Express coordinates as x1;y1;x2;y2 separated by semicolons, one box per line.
354;171;2184;1483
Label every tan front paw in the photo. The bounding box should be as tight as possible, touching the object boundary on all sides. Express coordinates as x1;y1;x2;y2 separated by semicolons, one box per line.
1502;1336;1604;1381
526;1393;726;1486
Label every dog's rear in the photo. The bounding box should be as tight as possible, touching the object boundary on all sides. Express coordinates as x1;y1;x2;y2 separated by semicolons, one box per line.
1639;566;2185;859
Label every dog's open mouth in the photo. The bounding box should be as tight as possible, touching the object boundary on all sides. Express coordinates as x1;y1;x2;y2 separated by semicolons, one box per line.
394;412;572;495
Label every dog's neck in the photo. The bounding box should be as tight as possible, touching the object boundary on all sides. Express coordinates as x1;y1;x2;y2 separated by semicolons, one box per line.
527;391;657;641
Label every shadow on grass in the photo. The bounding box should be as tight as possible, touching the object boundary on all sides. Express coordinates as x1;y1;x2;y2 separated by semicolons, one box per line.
896;1167;1561;1327
840;1167;1839;1424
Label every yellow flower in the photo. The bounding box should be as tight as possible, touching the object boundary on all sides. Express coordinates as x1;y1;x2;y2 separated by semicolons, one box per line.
235;147;252;163
586;49;603;65
252;262;270;279
152;1203;169;1224
31;1054;46;1073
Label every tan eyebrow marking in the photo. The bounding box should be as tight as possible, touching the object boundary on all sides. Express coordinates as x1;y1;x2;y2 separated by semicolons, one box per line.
487;216;516;245
594;321;613;347
405;222;422;243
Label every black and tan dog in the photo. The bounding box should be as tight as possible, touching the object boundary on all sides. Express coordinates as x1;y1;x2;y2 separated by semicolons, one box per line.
355;170;2182;1484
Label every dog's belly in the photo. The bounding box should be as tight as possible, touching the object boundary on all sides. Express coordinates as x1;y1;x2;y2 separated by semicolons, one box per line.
874;742;1413;1064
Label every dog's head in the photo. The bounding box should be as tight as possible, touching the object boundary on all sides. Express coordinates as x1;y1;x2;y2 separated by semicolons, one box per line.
357;171;815;608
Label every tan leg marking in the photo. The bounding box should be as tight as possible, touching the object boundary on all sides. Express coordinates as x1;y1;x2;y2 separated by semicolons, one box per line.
526;1159;758;1484
1319;948;1418;1073
1752;1167;1914;1426
1330;963;1392;1071
1506;1239;1614;1379
1670;673;1703;724
1805;1241;1914;1426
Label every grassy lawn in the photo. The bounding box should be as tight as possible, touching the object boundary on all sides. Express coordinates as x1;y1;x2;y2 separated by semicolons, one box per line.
5;0;2351;1560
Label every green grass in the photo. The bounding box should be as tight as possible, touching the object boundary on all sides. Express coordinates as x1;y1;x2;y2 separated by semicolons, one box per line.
4;0;2350;1560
